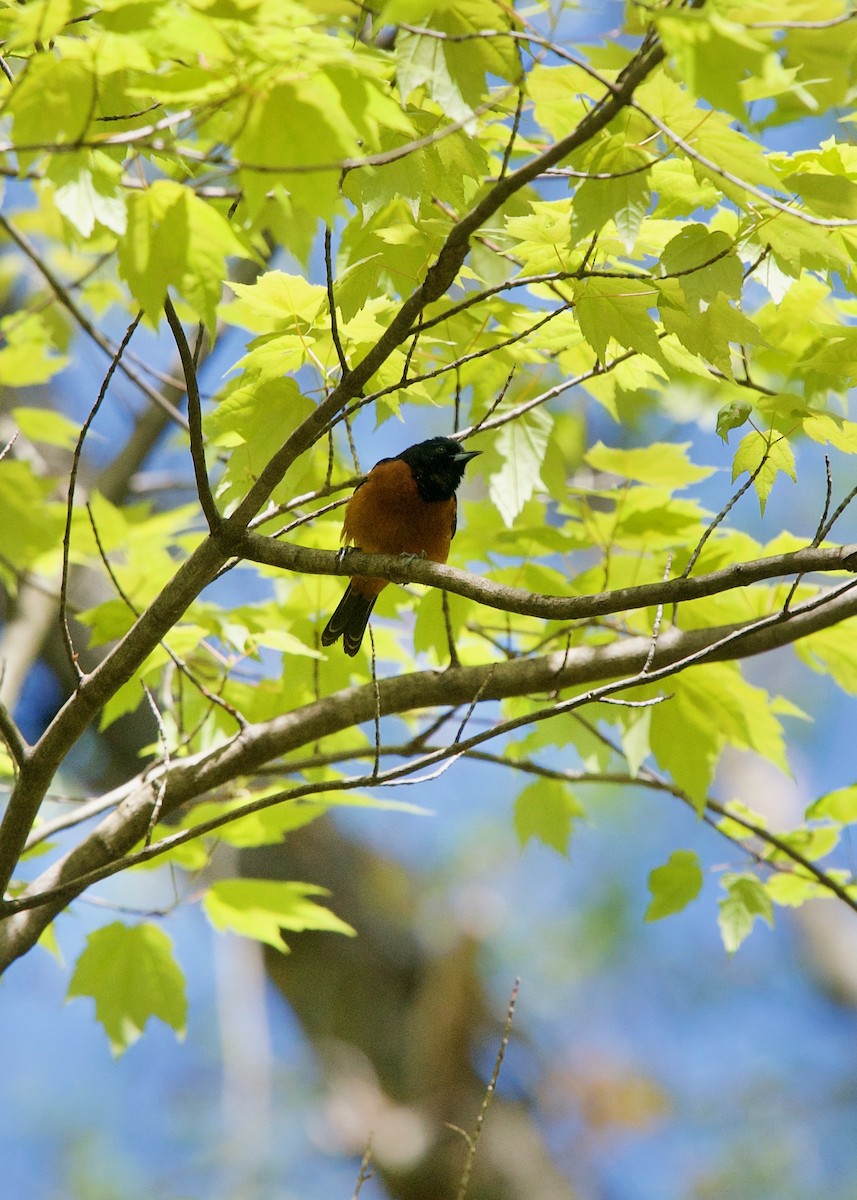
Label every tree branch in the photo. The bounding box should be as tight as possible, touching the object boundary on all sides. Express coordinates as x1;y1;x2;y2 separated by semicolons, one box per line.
239;533;857;622
163;294;220;531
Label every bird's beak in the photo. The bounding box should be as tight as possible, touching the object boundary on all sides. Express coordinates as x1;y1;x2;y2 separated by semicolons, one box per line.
455;449;482;463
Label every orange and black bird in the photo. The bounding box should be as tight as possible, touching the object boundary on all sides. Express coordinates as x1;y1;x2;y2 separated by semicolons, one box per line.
321;436;481;656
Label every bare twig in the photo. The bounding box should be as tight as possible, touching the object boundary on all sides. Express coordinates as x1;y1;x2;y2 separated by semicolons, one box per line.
631;98;857;229
680;449;771;582
782;457;836;610
747;12;857;29
453;978;519;1200
325;225;349;378
344;303;574;428
370;626;381;780
813;455;834;548
500;77;526;180
0;432;18;463
141;684;170;844
163;295;220;531
60;311;144;678
818;483;857;545
351;1144;375;1198
642;553;672;673
442;591;460;668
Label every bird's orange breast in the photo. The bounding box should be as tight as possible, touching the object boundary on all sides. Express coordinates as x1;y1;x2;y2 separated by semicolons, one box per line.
342;459;457;598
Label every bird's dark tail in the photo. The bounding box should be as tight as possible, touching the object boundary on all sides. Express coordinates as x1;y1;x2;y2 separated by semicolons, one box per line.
321;584;376;656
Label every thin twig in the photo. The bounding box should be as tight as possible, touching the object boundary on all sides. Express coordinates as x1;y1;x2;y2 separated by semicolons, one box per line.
246;476;359;532
60;311;143;678
468;367;518;438
680;449;771;581
565;717;854;902
0;432;18;463
351;1144;375;1199
344;304;572;429
500;77;526;180
163;295;220;531
631;97;857;228
442;591;460;668
813;455;834;548
411;240;736;338
24;778;142;850
141;684;170;844
266;494;351;541
370;625;381;780
453;978;519;1200
325;225;349;377
399;331;420;389
747;11;857;29
454;667;496;745
782;457;836;610
818;483;857;545
643;554;672;673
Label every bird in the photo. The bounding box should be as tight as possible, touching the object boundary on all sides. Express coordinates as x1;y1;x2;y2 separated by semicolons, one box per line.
321;436;481;656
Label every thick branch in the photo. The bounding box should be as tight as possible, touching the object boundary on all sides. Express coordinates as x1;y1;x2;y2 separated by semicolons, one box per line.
240;533;857;620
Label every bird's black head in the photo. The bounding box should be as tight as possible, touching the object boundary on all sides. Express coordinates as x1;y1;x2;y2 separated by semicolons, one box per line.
397;437;481;502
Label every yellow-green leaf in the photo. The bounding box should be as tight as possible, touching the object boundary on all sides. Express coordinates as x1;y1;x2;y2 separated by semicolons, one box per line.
203;879;356;951
718;875;773;953
118;181;247;329
67;923;187;1056
645;849;703;921
731;430;796;514
513;779;583;856
575;277;663;362
807;784;857;824
586;441;714;488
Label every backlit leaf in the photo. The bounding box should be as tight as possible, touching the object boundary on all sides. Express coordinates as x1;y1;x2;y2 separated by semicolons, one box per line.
513;779;583;856
575;277;664;363
490;407;552;528
118;181;247;328
586;441;714;489
645;850;703;921
67;923;187;1056
807;785;857;824
718;875;773;954
204;879;356;951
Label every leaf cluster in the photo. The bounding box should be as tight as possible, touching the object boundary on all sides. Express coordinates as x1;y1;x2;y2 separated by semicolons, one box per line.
1;0;857;1043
